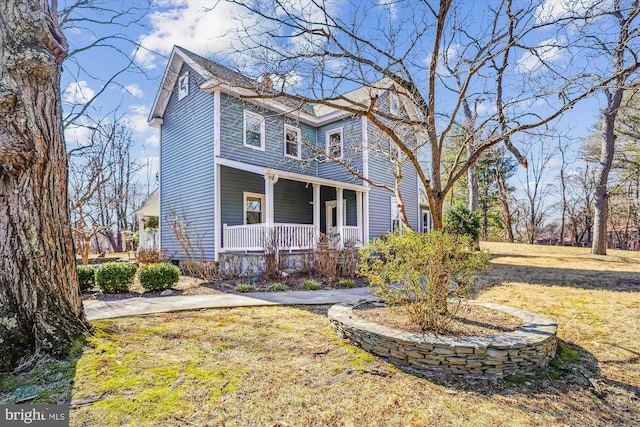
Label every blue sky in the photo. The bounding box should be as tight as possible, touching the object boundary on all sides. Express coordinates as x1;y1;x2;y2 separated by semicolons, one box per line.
59;0;615;210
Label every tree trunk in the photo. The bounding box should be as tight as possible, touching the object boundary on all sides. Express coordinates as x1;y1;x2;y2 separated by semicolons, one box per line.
0;0;89;371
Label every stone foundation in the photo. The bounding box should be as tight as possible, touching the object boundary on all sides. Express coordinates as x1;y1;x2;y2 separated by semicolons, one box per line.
218;252;312;276
328;301;557;378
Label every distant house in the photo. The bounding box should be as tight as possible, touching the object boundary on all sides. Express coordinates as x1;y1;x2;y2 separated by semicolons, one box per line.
136;190;159;251
148;46;426;273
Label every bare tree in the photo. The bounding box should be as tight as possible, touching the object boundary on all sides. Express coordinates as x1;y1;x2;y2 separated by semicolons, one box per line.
0;0;88;370
213;0;622;229
69;119;145;257
564;0;640;254
518;140;554;244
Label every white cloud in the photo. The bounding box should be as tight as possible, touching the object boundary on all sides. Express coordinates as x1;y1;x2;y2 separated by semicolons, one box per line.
134;0;250;69
535;0;613;24
137;156;160;179
63;81;95;104
145;134;160;148
516;37;565;74
379;0;398;20
475;101;497;116
64;123;92;147
124;84;143;98
124;104;152;134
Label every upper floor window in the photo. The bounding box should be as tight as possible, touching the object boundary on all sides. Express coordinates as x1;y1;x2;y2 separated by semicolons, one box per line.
326;128;343;159
244;111;265;151
389;93;399;115
284;124;301;159
244;192;265;224
178;72;189;100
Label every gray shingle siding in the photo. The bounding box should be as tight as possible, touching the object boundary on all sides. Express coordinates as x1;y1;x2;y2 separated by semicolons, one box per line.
160;63;216;261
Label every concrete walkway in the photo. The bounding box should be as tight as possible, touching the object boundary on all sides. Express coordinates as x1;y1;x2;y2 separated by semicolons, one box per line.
84;287;377;321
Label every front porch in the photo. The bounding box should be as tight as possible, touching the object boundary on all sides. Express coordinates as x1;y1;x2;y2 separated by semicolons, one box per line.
218;164;367;253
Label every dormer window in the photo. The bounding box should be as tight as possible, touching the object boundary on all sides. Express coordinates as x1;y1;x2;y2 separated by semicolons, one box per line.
326;128;343;159
178;72;189;100
284;124;301;159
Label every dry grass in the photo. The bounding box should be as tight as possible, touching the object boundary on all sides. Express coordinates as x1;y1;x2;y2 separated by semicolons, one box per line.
2;242;639;426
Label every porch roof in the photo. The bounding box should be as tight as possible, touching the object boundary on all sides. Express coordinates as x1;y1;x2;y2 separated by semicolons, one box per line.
217;157;370;193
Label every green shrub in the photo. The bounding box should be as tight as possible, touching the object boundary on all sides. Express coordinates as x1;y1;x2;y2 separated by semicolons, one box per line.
337;279;355;288
236;284;256;293
138;263;180;292
266;283;287;292
443;204;481;244
359;229;490;333
301;279;322;290
95;262;137;293
76;266;96;292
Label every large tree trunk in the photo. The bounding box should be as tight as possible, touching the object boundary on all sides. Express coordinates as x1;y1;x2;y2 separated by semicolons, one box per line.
0;0;89;371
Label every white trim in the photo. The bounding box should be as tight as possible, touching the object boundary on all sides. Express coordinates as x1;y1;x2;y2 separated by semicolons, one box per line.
217;157;265;175
326;199;347;235
363;191;370;243
243;192;265;225
214;162;221;261
200;78;351;127
361;116;369;181
214;90;221;157
149;117;163;128
216;157;369;193
326;127;344;160
284;124;301;159
243;110;265;151
178;71;189;100
265;167;368;193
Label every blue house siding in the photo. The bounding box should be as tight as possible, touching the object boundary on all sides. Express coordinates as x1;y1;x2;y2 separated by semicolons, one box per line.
365;118;420;237
219;94;319;175
317;116;363;184
160;63;216;261
274;179;313;224
219;166;264;227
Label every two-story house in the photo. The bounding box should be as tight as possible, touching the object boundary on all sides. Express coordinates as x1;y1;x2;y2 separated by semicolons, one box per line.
148;46;424;274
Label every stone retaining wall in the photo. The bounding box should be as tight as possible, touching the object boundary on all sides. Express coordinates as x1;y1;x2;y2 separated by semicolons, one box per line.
328;301;557;378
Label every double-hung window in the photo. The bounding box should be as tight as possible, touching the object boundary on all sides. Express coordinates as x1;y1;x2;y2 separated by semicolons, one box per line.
284;124;301;159
244;111;265;150
244;192;264;224
326;128;343;159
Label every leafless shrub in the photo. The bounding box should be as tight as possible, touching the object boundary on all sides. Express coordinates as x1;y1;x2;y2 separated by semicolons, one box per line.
167;208;217;279
315;233;340;281
339;240;359;278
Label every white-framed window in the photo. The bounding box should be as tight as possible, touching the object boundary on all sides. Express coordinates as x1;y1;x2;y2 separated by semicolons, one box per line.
178;72;189;100
421;207;433;233
389;93;399;115
244;192;265;224
391;198;401;232
326;127;343;159
243;111;265;151
284;124;301;159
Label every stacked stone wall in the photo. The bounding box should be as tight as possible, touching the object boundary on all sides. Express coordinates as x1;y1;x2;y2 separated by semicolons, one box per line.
328;301;557;377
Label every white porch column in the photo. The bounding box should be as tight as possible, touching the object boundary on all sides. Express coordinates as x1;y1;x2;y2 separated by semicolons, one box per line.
313;184;321;243
336;187;344;247
264;174;278;227
137;215;144;250
363;191;370;243
356;191;363;245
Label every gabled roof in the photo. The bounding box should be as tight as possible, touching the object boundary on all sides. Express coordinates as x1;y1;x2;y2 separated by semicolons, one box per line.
148;46;414;127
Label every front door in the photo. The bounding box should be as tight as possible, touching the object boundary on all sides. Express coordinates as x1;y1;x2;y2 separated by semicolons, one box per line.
326;200;347;236
326;201;338;235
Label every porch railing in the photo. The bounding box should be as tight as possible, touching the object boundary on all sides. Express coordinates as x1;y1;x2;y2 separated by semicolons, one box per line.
342;226;362;245
223;223;319;251
138;231;159;250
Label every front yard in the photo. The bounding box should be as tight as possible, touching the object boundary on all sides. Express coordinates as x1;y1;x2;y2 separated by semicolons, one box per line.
2;243;639;426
